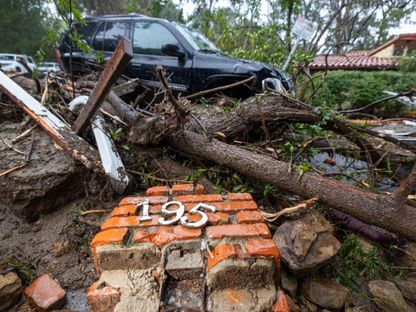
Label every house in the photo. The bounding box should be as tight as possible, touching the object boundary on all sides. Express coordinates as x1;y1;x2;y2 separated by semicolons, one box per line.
309;33;416;71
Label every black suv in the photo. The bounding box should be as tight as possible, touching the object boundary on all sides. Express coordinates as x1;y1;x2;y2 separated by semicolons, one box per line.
58;13;294;97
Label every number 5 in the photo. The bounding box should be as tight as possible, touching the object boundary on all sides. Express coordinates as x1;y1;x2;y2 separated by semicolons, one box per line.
180;203;216;228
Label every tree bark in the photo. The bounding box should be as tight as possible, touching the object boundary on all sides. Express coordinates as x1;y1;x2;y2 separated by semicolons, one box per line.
171;131;416;241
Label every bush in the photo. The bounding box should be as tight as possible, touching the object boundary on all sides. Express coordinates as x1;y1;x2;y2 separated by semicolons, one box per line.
311;70;416;115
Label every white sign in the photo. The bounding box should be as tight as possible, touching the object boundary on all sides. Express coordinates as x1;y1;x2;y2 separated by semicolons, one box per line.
136;200;216;229
292;16;316;42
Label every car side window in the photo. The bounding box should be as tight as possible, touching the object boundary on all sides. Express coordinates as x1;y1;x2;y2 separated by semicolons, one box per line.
133;21;179;56
103;21;129;52
92;22;105;50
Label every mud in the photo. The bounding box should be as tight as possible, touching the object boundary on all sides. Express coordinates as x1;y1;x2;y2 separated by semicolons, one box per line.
0;198;113;311
0;122;87;220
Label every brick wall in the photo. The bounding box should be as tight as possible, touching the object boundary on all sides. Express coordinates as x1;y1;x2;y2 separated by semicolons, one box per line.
87;184;289;312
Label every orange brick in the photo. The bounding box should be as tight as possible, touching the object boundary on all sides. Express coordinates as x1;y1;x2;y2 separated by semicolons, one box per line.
228;193;253;201
91;228;128;272
146;186;170;196
171;184;194;195
91;228;128;250
111;204;136;217
187;212;229;225
195;184;204;195
173;194;223;203
236;211;263;223
133;226;201;247
119;196;168;206
272;289;291;312
87;281;121;312
207;243;240;271
206;223;271;240
212;201;258;212
244;239;280;268
101;215;161;230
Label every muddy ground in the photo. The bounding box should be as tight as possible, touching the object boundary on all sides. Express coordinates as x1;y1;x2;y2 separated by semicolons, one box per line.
0;197;120;311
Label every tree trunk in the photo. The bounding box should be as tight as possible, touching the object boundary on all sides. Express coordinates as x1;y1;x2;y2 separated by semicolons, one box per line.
171;131;416;241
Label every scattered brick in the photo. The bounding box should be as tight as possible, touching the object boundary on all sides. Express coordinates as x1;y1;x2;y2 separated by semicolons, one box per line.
173;194;223;203
227;192;253;201
272;289;291;312
87;281;121;312
146;185;170;196
24;274;66;311
119;196;168;206
206;223;271;240
207;243;241;271
133;226;201;247
236;210;263;223
245;239;280;268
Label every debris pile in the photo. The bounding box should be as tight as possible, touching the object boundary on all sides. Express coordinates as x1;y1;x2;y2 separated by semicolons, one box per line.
1;38;416;311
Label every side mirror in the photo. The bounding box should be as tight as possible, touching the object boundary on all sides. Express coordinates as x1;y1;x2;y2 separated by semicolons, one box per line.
162;44;185;58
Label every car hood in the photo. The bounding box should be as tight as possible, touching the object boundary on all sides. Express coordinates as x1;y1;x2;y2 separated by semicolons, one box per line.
194;51;286;80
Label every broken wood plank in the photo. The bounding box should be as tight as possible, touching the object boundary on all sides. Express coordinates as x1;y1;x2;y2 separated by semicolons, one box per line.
74;37;133;133
0;71;101;171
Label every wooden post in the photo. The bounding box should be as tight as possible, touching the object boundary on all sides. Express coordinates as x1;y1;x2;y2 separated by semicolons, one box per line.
74;37;133;133
0;71;101;170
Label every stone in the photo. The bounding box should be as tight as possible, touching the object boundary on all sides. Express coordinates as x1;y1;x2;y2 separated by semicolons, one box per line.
395;277;416;303
24;274;67;311
368;280;413;312
52;241;71;257
394;242;416;267
0;127;83;220
280;268;297;298
0;272;22;311
301;276;350;310
273;210;341;274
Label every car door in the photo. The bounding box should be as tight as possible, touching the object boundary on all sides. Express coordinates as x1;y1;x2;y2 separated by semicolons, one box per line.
126;20;192;93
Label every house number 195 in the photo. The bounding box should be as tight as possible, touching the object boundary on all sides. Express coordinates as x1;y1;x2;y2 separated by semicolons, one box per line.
136;200;216;229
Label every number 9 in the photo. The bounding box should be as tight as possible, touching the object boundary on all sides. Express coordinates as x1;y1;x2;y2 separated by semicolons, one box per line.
158;201;185;225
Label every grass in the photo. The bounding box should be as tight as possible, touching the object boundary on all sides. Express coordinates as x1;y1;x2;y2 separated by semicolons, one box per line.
0;257;36;286
323;234;400;292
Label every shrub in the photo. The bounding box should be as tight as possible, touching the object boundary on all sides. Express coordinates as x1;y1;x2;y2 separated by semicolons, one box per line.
310;70;416;115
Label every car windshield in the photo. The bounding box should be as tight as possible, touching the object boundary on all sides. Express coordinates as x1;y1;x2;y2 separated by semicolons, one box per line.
0;55;14;61
173;23;219;52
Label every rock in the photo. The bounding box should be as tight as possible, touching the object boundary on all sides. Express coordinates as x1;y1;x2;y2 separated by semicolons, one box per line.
395;277;416;303
52;241;71;258
24;274;67;311
368;280;413;312
301;276;350;310
280;268;297;298
394;242;416;267
273;210;341;274
0;126;85;221
0;272;22;311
